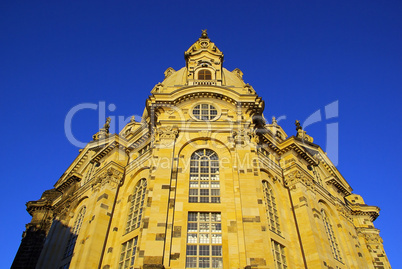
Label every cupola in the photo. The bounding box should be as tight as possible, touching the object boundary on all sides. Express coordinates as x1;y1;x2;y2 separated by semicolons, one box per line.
184;30;224;86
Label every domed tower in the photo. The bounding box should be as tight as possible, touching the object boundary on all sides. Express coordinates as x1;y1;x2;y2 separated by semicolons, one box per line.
13;31;390;269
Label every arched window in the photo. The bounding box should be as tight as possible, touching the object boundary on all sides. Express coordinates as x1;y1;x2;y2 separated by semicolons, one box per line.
321;209;342;262
198;69;212;80
262;181;281;235
189;149;220;203
64;206;86;258
126;179;147;233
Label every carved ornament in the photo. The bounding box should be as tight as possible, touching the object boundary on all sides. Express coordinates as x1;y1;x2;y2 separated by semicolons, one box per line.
231;128;260;147
285;170;315;191
92;167;123;192
244;83;256;94
363;233;382;244
156;126;179;140
336;203;352;221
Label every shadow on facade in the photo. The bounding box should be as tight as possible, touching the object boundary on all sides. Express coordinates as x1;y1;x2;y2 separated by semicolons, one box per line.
12;219;74;269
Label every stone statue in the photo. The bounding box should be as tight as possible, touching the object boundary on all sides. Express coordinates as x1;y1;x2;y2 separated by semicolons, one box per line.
295;120;302;131
104;117;111;134
272;116;277;125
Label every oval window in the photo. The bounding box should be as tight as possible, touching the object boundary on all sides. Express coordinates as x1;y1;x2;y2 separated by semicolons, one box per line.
193;104;218;120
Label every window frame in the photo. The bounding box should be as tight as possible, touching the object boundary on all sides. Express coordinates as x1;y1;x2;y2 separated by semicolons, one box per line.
63;206;86;258
271;240;287;269
197;69;212;80
191;103;219;121
186;212;223;268
118;237;138;269
189;149;220;204
262;180;281;235
125;179;147;234
321;209;343;262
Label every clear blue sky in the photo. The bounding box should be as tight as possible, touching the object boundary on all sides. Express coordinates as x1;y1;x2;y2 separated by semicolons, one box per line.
1;1;401;267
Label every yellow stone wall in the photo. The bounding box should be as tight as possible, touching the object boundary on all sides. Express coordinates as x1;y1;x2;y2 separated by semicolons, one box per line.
20;32;391;269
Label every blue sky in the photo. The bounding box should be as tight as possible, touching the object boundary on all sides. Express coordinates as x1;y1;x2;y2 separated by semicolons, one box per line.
1;1;401;267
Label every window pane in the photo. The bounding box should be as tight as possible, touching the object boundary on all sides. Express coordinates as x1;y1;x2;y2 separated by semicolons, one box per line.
212;257;223;268
199;257;210;268
186;257;197;268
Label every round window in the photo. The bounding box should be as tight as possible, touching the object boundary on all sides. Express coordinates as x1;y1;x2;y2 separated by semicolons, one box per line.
193;104;218;121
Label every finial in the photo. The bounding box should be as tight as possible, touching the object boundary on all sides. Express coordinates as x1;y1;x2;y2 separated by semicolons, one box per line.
201;29;208;38
272;116;277;125
295;120;302;131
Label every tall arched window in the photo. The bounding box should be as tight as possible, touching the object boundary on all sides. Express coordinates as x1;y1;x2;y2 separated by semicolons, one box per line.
198;69;212;80
321;209;342;262
126;179;147;233
262;181;281;235
64;206;86;258
189;149;220;203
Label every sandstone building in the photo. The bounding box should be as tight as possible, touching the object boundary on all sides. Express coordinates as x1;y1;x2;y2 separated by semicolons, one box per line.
12;31;391;269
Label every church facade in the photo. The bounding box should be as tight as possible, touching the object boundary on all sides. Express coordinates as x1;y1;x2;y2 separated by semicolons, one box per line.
13;31;391;269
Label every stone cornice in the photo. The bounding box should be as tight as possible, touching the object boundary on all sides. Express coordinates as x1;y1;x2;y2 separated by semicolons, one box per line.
147;87;264;114
54;135;127;189
26;200;52;216
122;122;149;142
315;153;353;194
259;133;319;167
326;178;351;195
127;133;151;151
56;172;82;193
54;148;90;188
262;133;352;195
349;204;380;222
91;140;126;163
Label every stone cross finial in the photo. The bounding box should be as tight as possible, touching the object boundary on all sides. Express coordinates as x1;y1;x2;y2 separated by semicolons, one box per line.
201;29;208;38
